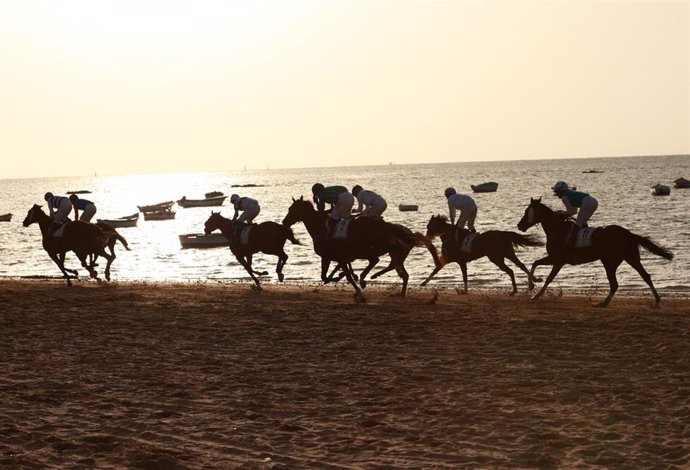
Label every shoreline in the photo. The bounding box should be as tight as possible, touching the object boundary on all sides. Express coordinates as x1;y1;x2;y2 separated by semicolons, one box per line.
2;280;688;468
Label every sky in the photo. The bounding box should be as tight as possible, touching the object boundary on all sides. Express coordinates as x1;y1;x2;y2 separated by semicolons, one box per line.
0;0;688;179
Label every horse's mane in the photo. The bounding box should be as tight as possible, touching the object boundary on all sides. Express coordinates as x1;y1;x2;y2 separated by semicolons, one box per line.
533;199;571;223
431;214;450;224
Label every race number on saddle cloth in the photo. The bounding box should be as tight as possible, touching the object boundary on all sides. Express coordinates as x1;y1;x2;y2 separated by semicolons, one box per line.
459;232;479;254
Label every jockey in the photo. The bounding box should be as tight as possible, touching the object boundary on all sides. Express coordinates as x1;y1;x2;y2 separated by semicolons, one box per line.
552;181;598;248
230;194;261;224
312;183;354;234
352;185;387;218
69;194;97;222
44;192;72;224
445;187;477;233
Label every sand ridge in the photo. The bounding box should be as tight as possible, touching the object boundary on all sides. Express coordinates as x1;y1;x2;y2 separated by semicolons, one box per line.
0;280;688;469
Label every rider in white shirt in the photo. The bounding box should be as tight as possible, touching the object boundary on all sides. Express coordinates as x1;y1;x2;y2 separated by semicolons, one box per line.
445;187;477;233
352;185;387;218
230;194;261;224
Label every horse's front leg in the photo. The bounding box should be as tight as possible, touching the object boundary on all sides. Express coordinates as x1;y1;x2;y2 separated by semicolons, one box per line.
321;257;333;283
358;257;380;288
235;254;262;290
458;262;469;295
531;263;565;300
246;253;269;276
340;262;365;303
529;255;554;290
58;251;78;277
49;251;74;286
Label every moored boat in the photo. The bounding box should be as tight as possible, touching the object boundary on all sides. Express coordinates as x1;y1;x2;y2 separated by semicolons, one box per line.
470;182;499;193
97;213;139;228
204;191;224;198
177;195;227;208
651;183;671;196
674;177;690;189
0;213;12;222
179;233;229;248
398;204;419;212
138;201;175;213
143;210;176;221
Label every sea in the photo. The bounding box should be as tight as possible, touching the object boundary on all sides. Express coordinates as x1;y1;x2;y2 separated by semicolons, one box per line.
1;155;688;295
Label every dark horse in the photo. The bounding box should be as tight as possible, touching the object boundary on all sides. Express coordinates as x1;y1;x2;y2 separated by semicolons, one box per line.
23;205;125;285
517;197;673;307
282;197;433;300
204;212;300;290
421;215;543;294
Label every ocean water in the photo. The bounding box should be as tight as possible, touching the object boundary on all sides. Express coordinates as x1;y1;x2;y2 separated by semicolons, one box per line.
1;155;688;294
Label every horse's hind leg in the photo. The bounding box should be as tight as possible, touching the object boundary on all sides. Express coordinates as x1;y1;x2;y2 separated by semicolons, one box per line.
490;256;517;295
358;257;380;288
58;252;78;276
506;252;541;288
597;259;621;308
236;254;262;290
625;252;661;307
276;250;287;282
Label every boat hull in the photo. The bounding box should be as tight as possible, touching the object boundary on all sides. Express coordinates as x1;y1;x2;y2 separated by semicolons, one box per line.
177;196;227;208
179;233;229;248
471;182;499;193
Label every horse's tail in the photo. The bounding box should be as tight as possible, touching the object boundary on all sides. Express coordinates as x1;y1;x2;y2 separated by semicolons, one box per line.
507;232;544;249
113;231;131;250
283;226;300;245
634;234;673;260
388;223;426;250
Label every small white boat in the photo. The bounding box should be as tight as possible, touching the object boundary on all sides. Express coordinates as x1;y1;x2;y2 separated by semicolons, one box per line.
143;210;176;221
674;177;690;189
398;204;419;212
0;213;12;222
177;195;227;208
651;183;671;196
97;213;139;228
138;201;174;213
471;182;499;193
179;233;229;248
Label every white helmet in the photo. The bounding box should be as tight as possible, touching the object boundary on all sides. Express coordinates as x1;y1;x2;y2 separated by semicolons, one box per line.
444;187;456;198
230;194;240;204
552;181;569;193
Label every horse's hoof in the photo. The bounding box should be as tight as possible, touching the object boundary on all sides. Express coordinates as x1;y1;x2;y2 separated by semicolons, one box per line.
360;280;367;289
595;302;608;308
509;291;517;296
278;273;284;282
534;277;543;282
530;295;541;301
251;284;262;292
354;292;366;303
455;288;468;296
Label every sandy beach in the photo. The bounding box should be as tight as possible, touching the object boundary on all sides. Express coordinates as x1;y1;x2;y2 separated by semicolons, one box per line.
1;280;688;469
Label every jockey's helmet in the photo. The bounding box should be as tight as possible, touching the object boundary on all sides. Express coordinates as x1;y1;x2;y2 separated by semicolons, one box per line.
352;185;363;196
444;187;456;198
230;194;240;204
552;181;569;193
44;192;53;201
311;183;324;194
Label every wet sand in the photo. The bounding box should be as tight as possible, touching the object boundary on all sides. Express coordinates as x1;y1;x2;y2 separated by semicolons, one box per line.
1;280;688;469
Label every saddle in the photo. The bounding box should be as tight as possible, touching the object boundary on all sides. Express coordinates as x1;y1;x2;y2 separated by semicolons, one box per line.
50;223;69;238
239;225;254;245
459;232;478;254
331;218;352;240
574;226;598;248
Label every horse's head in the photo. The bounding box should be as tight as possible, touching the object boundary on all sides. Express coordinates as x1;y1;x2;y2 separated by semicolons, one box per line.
204;211;227;235
23;204;45;227
282;196;314;227
426;214;451;239
517;197;551;232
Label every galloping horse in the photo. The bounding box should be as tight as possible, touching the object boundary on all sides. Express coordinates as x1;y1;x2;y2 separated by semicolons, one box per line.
421;215;543;294
282;197;431;300
204;212;300;290
517;197;673;307
22;205;121;285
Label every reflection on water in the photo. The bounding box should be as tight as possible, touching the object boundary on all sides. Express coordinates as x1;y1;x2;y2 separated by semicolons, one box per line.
0;155;688;294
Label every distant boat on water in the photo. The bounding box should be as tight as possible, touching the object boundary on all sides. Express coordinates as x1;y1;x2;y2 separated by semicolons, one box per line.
177;195;227;208
179;233;229;248
471;182;499;193
97;213;139;228
398;204;419;212
67;190;91;194
674;177;690;189
0;213;12;222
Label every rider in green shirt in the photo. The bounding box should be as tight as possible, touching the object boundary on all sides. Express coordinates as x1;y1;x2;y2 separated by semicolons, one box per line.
553;180;599;249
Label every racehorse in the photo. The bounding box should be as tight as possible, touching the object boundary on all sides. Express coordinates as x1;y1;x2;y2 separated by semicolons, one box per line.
22;204;119;285
204;212;300;290
421;215;543;294
517;197;673;307
282;197;432;300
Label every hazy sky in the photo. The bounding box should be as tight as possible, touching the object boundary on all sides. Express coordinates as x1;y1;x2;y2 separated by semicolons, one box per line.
1;0;688;178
